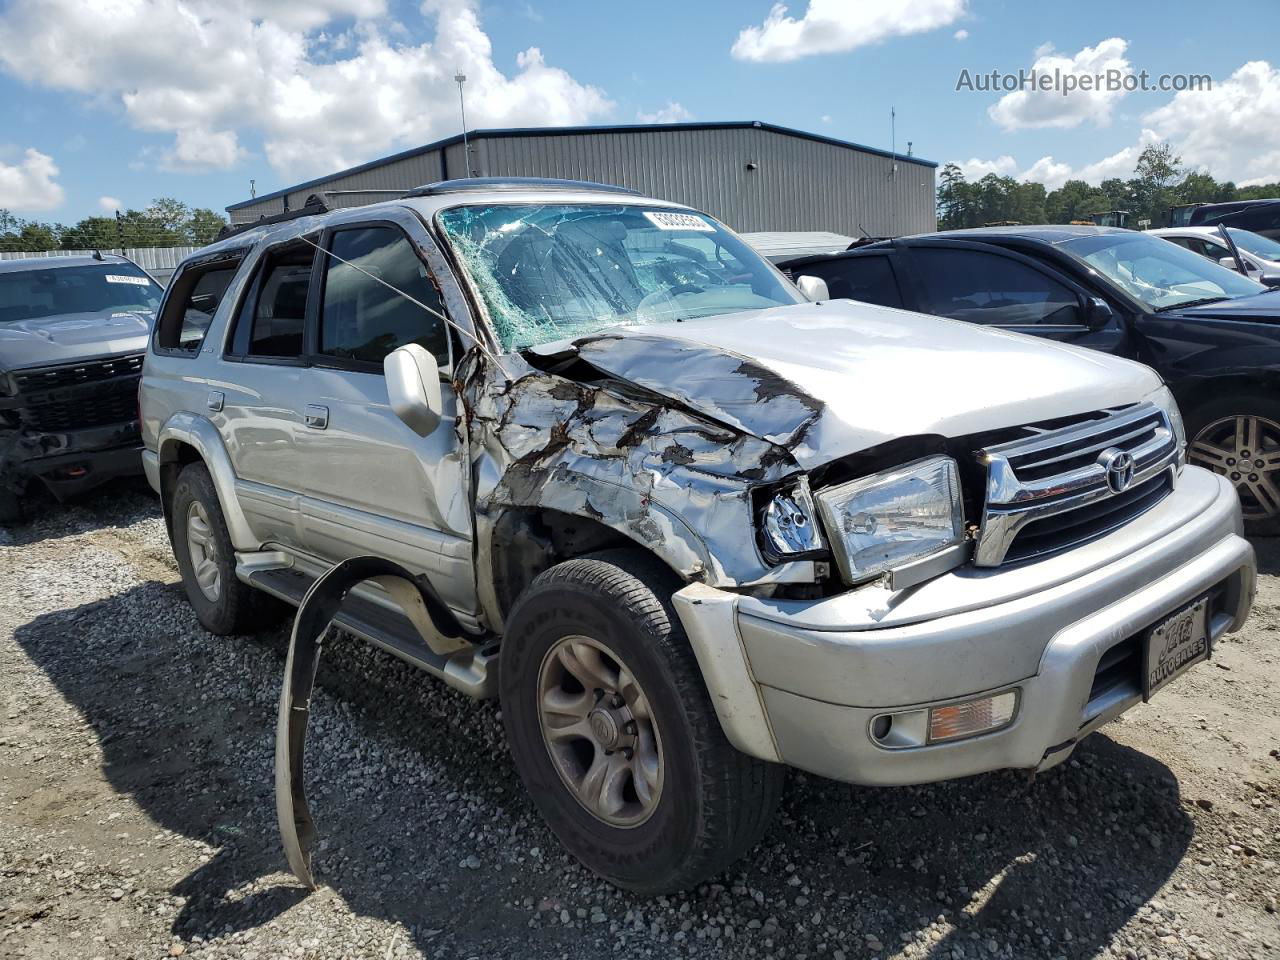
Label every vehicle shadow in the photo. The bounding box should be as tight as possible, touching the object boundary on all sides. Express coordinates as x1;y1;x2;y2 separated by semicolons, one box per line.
13;581;1194;959
1251;534;1280;576
0;475;158;548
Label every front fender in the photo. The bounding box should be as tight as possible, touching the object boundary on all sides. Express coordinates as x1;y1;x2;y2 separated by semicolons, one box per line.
156;411;259;551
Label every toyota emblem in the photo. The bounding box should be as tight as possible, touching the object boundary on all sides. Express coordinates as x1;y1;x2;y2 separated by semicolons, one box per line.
1098;447;1135;493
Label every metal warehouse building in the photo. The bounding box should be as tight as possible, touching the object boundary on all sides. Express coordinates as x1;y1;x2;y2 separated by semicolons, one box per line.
226;121;937;236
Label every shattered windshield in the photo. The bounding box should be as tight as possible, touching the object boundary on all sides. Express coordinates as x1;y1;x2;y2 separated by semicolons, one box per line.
437;203;802;350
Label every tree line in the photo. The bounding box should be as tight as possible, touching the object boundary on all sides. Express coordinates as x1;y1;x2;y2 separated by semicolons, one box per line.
0;198;228;253
937;143;1280;231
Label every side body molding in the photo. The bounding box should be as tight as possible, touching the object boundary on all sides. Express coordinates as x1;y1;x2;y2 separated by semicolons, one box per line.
156;411;260;551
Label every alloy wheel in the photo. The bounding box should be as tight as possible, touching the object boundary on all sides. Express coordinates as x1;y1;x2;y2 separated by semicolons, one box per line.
185;500;222;602
1189;414;1280;520
536;634;664;828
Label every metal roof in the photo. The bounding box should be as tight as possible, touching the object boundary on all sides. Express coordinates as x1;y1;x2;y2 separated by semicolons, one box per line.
740;231;855;260
227;121;939;212
0;253;131;272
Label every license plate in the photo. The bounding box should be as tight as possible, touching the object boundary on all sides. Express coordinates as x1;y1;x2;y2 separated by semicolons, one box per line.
1144;597;1209;700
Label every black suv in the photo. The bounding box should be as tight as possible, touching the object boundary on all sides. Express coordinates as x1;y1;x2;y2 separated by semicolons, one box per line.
783;226;1280;532
0;254;162;523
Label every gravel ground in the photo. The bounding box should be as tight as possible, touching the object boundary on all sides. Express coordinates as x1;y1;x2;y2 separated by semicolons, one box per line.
1;482;1278;960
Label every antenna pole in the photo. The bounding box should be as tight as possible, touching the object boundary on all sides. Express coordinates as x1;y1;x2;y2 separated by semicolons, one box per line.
455;72;470;177
890;106;897;236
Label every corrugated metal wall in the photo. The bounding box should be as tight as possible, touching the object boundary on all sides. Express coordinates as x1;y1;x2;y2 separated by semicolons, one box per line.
229;128;935;236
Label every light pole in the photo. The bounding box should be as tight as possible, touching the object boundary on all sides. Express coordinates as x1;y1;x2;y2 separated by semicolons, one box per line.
454;72;470;177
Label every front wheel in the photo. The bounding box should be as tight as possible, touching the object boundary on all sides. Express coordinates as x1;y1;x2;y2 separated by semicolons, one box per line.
500;550;784;894
1186;393;1280;535
0;488;23;527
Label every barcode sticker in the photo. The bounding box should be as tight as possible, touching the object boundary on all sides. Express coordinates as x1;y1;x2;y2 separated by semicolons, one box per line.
643;211;715;232
105;274;150;285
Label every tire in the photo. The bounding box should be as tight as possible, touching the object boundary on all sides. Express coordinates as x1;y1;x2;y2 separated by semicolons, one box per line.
1185;392;1280;536
171;462;284;634
499;548;785;894
0;488;23;527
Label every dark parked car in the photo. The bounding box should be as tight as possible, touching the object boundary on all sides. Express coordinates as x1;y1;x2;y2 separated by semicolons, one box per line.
1175;199;1280;240
0;254;163;523
782;226;1280;532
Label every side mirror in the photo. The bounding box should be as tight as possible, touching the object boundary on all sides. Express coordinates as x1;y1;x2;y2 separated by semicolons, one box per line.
1218;256;1241;272
795;275;829;301
384;344;443;437
1084;296;1114;331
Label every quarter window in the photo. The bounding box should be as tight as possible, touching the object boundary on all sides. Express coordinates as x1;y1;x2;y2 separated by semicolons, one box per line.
318;226;449;366
155;259;241;354
912;248;1083;326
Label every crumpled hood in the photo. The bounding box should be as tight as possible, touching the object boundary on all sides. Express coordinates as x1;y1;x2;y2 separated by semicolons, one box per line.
533;299;1162;469
0;310;152;371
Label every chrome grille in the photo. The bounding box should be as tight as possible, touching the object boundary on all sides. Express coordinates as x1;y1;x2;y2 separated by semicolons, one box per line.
974;403;1181;566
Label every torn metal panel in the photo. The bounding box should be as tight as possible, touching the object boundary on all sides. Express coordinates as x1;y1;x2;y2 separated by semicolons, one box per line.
461;348;808;596
277;556;478;888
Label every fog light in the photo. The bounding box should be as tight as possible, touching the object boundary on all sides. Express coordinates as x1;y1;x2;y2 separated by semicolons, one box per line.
928;691;1018;743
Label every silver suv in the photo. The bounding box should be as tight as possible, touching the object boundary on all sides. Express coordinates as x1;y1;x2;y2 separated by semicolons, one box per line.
140;178;1256;894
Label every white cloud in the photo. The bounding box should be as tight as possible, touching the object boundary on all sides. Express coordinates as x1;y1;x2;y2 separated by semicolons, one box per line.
0;148;64;211
1143;60;1280;185
820;114;832;124
952;130;1157;190
159;127;247;172
636;101;692;124
953;28;968;41
731;0;965;63
98;195;122;213
954;155;1016;180
988;37;1132;130
0;0;613;179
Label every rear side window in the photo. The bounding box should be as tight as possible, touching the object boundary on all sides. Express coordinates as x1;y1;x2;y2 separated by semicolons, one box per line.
228;241;315;360
155;259;240;354
801;255;903;309
912;248;1083;326
318;226;449;367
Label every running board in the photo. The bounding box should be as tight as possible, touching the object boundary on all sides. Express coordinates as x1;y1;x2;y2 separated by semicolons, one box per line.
241;564;498;700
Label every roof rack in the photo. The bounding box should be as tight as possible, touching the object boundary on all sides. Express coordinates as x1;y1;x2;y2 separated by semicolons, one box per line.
403;177;641;198
215;193;332;241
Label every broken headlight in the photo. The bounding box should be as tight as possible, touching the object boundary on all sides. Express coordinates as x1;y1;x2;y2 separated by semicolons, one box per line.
814;456;964;584
758;477;826;564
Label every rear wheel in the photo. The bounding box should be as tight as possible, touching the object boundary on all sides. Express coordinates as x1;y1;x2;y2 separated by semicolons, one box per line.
1186;393;1280;535
500;549;785;894
171;462;284;634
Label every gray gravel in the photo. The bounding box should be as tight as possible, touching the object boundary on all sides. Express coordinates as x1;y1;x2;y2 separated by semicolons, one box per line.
1;481;1278;959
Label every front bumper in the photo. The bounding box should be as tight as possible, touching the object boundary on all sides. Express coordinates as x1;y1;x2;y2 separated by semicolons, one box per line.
2;420;143;499
673;466;1255;786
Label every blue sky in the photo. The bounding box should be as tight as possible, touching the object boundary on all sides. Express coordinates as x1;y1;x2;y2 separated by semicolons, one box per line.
1;0;1277;223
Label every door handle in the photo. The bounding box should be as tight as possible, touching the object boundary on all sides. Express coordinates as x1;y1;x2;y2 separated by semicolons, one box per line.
304;404;329;430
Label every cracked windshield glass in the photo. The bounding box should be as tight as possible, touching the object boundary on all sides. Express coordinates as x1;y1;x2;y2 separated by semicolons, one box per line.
438;203;801;350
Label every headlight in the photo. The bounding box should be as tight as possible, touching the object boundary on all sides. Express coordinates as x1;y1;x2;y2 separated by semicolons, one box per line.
1147;384;1186;459
815;455;964;584
757;477;826;563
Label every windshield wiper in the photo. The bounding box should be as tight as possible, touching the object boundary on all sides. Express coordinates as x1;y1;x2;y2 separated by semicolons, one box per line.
1155;296;1230;312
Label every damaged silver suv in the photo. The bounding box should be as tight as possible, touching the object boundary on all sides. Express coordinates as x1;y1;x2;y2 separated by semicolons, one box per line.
140;178;1256;894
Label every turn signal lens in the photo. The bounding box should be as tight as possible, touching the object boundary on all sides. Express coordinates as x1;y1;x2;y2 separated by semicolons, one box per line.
928;692;1018;743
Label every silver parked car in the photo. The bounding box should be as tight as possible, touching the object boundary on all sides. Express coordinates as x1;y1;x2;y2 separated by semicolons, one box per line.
140;178;1255;893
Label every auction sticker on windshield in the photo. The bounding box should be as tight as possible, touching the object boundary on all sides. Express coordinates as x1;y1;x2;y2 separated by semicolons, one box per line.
105;274;151;285
1144;596;1209;700
644;211;715;232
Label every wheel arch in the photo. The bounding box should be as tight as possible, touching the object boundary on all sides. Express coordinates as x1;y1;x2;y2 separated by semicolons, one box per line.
156;412;259;551
478;501;705;632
